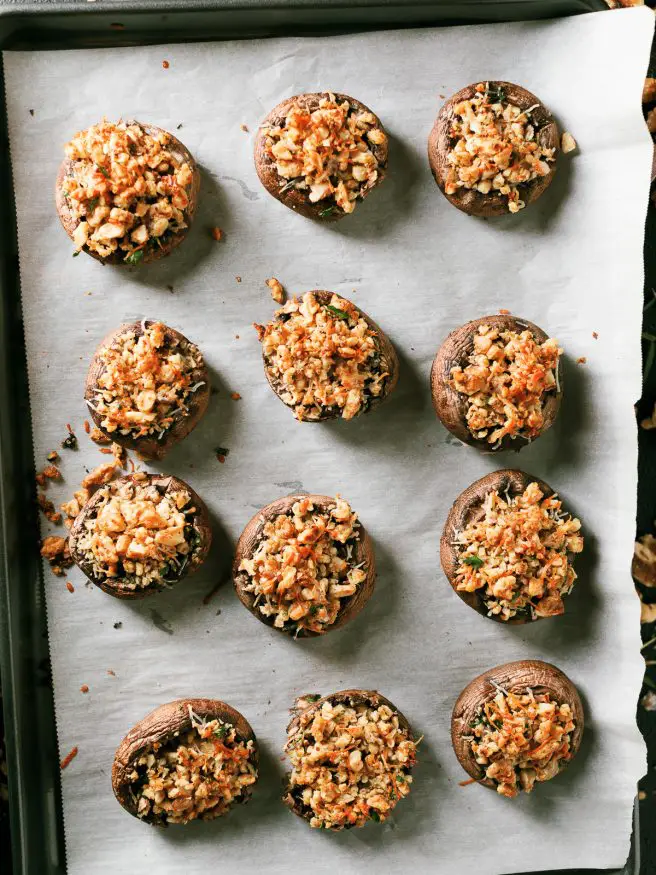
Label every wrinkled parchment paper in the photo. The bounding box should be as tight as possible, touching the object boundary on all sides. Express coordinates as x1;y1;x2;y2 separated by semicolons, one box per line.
4;7;654;873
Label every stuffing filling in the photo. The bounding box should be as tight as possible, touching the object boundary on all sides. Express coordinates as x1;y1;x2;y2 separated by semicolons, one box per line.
238;496;367;634
285;695;417;828
450;324;561;445
73;473;201;590
453;481;583;620
130;709;257;824
255;292;388;421
88;321;204;441
444;83;555;213
62;120;194;260
468;686;576;798
261;93;386;215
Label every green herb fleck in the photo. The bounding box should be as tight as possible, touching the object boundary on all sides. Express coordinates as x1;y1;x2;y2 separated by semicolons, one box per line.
319;206;337;218
305;694;321;702
324;304;349;321
463;555;484;569
396;774;406;783
86;197;99;213
72;250;80;258
96;164;110;178
485;84;506;104
214;724;230;739
124;250;144;265
369;810;381;822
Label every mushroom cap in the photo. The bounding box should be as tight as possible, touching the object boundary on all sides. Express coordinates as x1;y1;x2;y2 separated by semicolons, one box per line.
451;660;584;790
428;81;559;217
261;290;399;422
69;472;212;599
254;92;388;221
283;689;413;824
112;697;258;825
233;494;376;638
430;313;563;451
56;120;201;264
84;320;210;460
440;469;574;624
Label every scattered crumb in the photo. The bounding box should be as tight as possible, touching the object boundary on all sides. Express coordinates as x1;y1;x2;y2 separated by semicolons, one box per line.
29;109;34;116
82;461;120;490
592;332;598;340
47;450;60;462
162;60;170;69
644;78;656;104
215;445;229;463
60;746;78;769
43;464;61;481
266;276;285;304
37;493;62;524
83;420;90;434
235;276;242;283
498;308;511;315
176;124;182;131
439;94;445;99
107;669;116;676
560;132;577;154
231;392;242;401
80;685;89;694
40;536;73;576
211;227;223;242
576;357;587;365
113;622;122;629
89;427;111;445
235;335;240;340
61;425;77;450
66;581;75;593
167;284;174;292
240;124;249;133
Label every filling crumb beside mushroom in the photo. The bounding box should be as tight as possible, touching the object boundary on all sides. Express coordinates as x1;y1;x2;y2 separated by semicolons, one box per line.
88;321;205;441
261;94;386;215
453;482;583;620
255;292;388;421
62;120;194;260
445;83;555;213
285;696;417;828
468;686;576;798
450;324;561;445
73;473;201;591
130;708;257;824
238;496;367;634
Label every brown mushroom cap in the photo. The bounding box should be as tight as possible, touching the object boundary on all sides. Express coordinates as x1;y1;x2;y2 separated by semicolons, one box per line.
428;81;559;217
254;93;388;221
451;660;584;791
84;320;210;460
233;494;376;638
55;120;201;264
440;469;578;624
261;290;399;422
430;314;563;451
112;697;258;826
69;472;212;599
283;689;413;825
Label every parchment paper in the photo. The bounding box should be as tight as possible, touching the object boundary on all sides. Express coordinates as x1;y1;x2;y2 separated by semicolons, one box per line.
4;7;653;873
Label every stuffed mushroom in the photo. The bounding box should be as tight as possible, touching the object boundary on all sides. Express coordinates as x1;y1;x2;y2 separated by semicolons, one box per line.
69;472;211;599
56;119;200;263
451;660;584;798
428;81;559;216
254;291;398;422
234;493;375;637
440;469;583;623
254;92;388;220
112;698;258;825
283;690;418;828
85;320;210;459
431;314;563;451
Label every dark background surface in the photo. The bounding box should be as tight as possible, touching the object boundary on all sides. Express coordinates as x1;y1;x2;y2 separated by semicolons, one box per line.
0;2;654;873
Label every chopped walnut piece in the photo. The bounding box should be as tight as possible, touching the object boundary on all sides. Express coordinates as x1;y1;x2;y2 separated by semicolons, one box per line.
470;688;576;798
62;120;193;260
560;132;577;154
454;482;583;620
450;324;562;445
265;277;285;304
37;493;62;524
82;461;120;490
445;83;555;213
131;713;257;824
285;695;417;828
256;292;387;421
89;427;111;445
47;450;60;462
238;496;367;634
262;93;386;215
80;685;89;694
40;536;73;575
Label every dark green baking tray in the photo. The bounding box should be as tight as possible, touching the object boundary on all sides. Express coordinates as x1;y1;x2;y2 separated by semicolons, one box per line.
0;2;635;874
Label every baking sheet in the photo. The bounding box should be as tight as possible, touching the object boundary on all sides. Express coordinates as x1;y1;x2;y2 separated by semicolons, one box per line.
3;7;653;873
